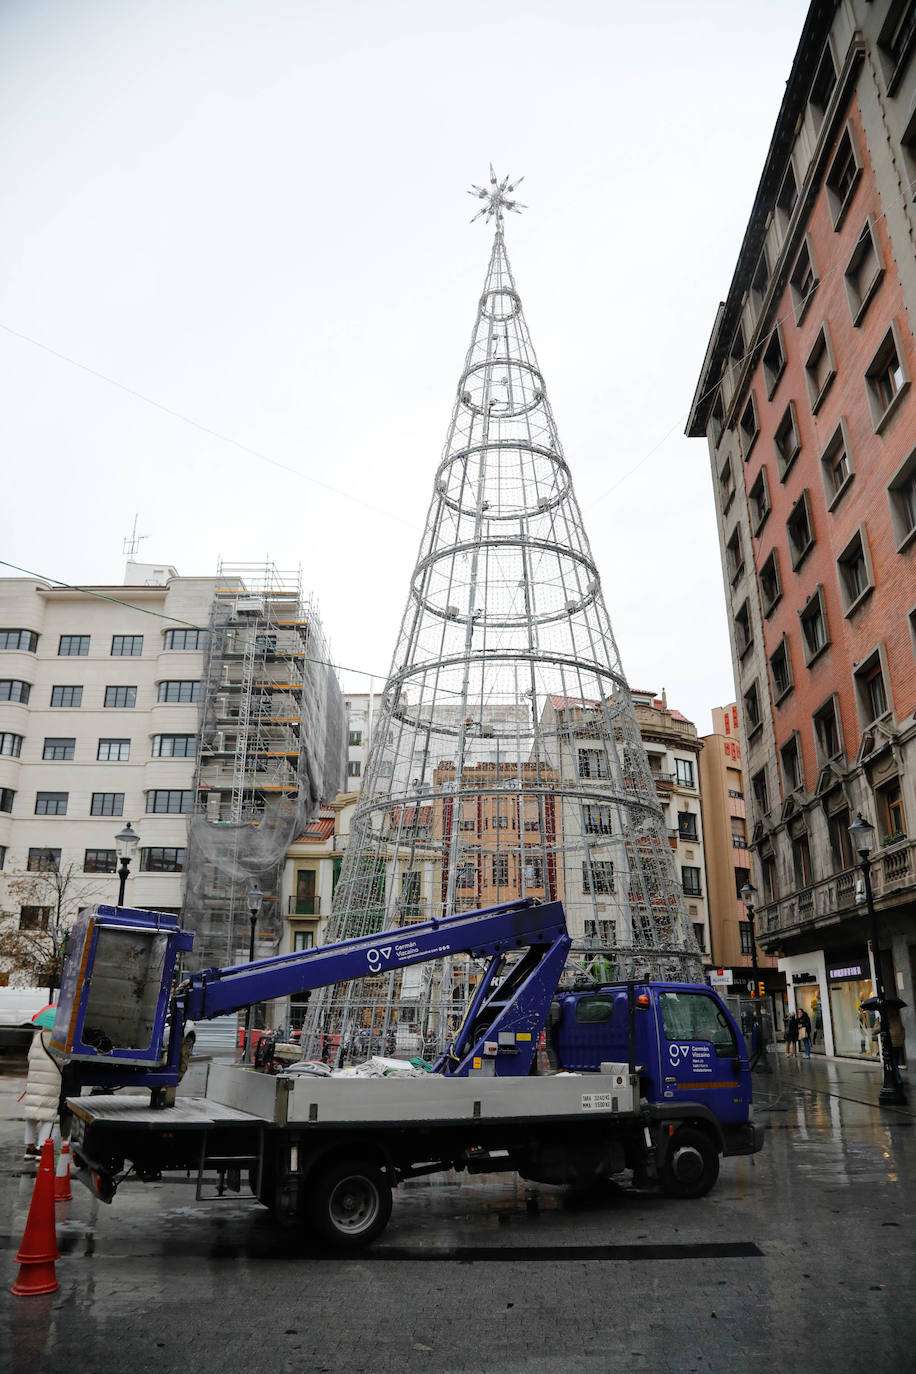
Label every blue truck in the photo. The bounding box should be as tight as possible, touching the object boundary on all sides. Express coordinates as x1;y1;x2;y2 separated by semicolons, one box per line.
52;898;763;1248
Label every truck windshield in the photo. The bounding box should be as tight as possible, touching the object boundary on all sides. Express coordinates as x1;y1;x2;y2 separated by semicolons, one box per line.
658;992;737;1055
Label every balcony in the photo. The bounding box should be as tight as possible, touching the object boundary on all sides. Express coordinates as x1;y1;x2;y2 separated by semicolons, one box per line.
756;837;916;944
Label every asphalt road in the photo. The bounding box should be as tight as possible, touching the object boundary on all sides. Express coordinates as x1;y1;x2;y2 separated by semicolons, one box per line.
2;1053;914;1373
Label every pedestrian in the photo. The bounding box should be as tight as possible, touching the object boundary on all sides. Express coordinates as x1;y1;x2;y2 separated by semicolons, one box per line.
786;1009;799;1057
797;1008;812;1058
21;1025;61;1161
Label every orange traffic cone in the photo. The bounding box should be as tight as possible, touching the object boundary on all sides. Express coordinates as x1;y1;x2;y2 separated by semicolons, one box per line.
11;1137;59;1296
54;1140;72;1202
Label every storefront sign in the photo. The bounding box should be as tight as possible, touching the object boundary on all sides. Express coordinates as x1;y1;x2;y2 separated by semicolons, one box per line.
828;963;865;981
709;969;731;987
792;972;817;984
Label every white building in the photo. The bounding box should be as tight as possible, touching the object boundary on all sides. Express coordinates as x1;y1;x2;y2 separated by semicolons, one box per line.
0;566;220;982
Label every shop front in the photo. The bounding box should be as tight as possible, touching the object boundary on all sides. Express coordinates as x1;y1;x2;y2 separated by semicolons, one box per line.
791;972;825;1055
825;950;878;1061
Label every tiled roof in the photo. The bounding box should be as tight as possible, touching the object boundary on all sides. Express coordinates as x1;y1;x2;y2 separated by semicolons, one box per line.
297;817;335;842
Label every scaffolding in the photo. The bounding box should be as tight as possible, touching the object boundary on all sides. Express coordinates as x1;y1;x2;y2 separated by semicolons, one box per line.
182;562;346;970
302;176;701;1063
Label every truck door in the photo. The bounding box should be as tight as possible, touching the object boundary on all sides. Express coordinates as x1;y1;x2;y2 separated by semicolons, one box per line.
654;988;751;1125
554;992;629;1071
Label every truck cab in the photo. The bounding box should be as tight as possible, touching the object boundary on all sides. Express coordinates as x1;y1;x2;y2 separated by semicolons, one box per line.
549;982;758;1163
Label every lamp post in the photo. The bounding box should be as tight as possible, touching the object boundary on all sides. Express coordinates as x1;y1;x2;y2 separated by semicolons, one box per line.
114;822;139;906
243;883;263;1065
848;813;907;1106
740;881;768;1070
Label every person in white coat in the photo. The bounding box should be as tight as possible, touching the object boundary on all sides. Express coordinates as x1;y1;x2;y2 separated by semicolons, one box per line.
21;1027;61;1161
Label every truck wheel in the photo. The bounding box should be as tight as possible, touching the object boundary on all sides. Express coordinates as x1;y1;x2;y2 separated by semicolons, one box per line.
659;1127;719;1199
309;1159;392;1250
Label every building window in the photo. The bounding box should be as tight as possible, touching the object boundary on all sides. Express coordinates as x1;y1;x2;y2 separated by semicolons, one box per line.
90;792;125;817
799;585;829;665
725;526;744;583
780;735;804;792
347;760;361;777
0;845;5;868
0;679;31;704
820;419;854;510
804;325;837;414
759;550;782;617
456;862;477;889
348;730;362;746
578;748;609;780
844;218;884;326
583;861;615;894
750;252;769;313
677;811;698;840
774;401;801;479
20;907;51;932
878;1;916;91
104;685;137;708
27;848;61;872
58;635;89;656
792;833;812;888
731;818;748;849
825;123;862;229
140;847;186;873
0;628;39;652
877;780;906;842
0;732;23;757
50;685;82;708
583;804;614;835
775;161;798;231
729;323;746;383
865;322;910;432
789;237;818;323
735;599;753;658
749;465;770;534
681;866;702;897
762;325;786;398
292;930;314;952
734;866;750;900
43;737;75;760
887;445;916;552
84;849;117;874
152;735;195;758
35;792;68;816
813;696;843;764
675;758;695;788
157;680;200;703
718;458;735;514
739;921;754;956
808;43;837;131
492;854;509;886
837;525;874;615
743;681;761;734
146;789;194;814
0;788;14;813
787;491;814;568
739;394;759;459
692;923;707;952
853;649;890;726
769;636;793;702
828;808;853;871
163;628;205;650
97;738;131;761
709;395;725;446
111;634;143;656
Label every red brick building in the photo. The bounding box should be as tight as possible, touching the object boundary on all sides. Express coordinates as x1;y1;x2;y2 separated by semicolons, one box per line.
688;0;916;1061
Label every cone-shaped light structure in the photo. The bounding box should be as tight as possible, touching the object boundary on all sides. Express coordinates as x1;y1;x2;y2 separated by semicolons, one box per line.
303;181;701;1063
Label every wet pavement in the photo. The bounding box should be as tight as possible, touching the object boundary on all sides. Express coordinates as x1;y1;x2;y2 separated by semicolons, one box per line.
2;1051;914;1373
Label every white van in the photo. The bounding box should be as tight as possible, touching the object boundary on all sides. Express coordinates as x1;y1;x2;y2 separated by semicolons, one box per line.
0;986;50;1054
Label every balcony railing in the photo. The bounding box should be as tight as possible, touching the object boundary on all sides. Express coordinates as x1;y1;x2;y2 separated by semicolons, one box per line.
757;837;915;941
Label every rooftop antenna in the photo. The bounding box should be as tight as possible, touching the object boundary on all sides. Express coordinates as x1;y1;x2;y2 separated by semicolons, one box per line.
122;513;148;562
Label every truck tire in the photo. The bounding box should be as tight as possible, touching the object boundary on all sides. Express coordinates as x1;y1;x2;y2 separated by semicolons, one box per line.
659;1127;719;1199
309;1158;392;1250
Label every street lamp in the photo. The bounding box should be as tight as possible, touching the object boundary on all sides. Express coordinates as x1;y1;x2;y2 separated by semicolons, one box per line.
243;883;263;1065
740;881;767;1070
848;812;907;1106
114;822;139;906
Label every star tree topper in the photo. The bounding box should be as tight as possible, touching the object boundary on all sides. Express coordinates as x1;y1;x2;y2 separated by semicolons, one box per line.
468;165;526;225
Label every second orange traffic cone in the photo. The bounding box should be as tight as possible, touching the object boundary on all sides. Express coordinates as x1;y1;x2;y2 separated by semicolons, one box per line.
11;1137;59;1296
54;1140;72;1202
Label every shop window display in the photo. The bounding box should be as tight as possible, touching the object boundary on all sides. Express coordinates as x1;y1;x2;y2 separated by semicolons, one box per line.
793;984;824;1054
827;957;878;1058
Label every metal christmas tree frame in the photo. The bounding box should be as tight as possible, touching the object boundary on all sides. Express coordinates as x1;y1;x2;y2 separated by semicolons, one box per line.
303;172;701;1063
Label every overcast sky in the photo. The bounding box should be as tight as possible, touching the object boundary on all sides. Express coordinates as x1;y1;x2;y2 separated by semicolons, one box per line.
0;0;809;733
